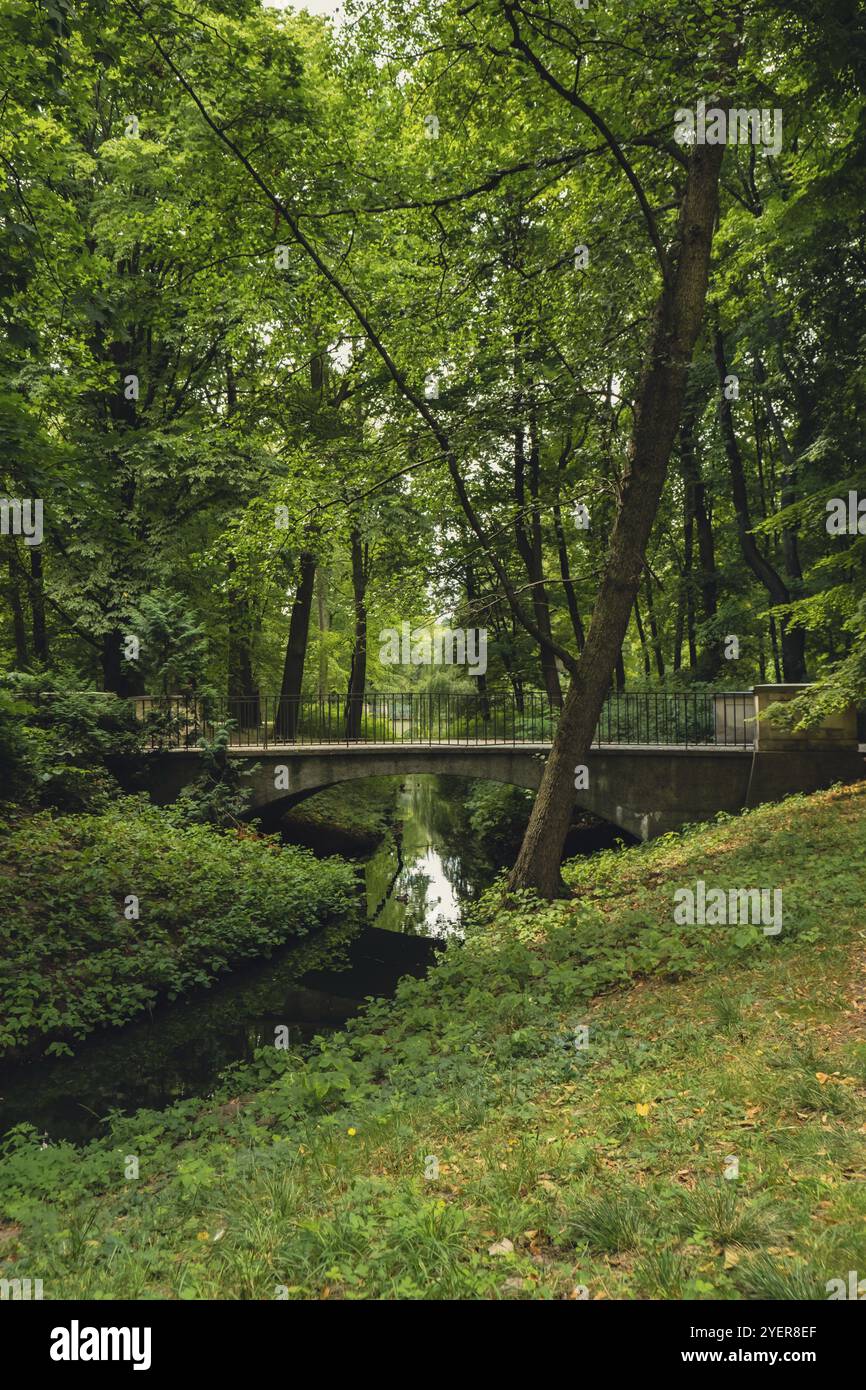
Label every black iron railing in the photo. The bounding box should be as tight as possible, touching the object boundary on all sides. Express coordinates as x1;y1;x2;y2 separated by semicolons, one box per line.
133;690;755;750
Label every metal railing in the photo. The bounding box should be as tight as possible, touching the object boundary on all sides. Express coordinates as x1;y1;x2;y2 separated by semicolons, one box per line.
133;690;756;751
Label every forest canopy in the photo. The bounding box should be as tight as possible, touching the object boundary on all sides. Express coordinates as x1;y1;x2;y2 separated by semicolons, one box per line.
1;0;864;892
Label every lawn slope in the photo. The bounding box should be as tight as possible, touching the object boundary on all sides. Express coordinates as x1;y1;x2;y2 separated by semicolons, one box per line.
1;784;864;1299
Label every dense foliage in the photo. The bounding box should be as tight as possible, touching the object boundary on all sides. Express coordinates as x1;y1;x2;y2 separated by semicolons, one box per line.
1;0;863;714
0;799;360;1058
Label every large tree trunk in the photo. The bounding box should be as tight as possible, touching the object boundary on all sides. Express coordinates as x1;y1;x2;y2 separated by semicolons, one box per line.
345;528;368;740
713;327;807;681
275;550;316;740
509;139;725;895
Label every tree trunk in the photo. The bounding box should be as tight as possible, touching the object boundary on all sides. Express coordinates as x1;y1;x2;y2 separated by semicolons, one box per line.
553;437;586;652
224;358;259;725
673;577;685;673
769;614;782;682
758;356;807;677
345;528;368;740
227;557;259;725
101;631;125;694
227;611;258;726
634;593;652;679
509;138;725;895
501;642;525;714
514;418;562;706
5;547;29;667
275;550;316;740
28;548;48;663
643;574;665;680
464;559;491;718
713;326;807;681
680;461;697;672
316;566;330;702
679;397;719;676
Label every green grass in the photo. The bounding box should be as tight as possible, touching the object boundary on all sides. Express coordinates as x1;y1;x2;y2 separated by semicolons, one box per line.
1;782;865;1299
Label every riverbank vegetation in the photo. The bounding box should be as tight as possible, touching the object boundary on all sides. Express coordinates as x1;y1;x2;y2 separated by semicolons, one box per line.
281;777;402;854
0;800;359;1061
2;784;863;1298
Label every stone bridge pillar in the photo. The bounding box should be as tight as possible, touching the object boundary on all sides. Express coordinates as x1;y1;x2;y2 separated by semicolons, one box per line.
745;683;862;806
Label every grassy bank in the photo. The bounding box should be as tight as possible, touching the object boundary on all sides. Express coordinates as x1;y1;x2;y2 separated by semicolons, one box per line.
0;798;360;1060
1;784;864;1299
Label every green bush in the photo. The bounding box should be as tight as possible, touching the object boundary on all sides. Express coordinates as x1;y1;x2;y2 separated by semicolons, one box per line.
1;672;143;812
0;798;360;1058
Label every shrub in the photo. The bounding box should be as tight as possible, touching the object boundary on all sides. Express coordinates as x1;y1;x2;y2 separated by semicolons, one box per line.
0;798;360;1057
1;671;142;812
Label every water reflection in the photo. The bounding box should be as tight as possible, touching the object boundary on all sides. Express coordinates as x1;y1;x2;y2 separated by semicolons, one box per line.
365;776;500;936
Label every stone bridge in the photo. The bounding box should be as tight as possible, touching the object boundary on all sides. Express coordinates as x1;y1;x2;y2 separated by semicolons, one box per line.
130;685;863;842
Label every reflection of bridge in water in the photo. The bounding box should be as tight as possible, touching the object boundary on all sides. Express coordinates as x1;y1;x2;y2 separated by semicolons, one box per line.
128;687;863;844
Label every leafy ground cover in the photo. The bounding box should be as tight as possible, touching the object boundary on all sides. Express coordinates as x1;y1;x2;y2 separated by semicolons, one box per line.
1;784;864;1298
0;798;360;1059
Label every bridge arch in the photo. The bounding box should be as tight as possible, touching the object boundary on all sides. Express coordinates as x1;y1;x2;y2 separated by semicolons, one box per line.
137;743;773;843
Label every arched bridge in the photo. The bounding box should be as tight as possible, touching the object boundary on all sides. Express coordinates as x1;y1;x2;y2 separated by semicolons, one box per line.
128;687;864;843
